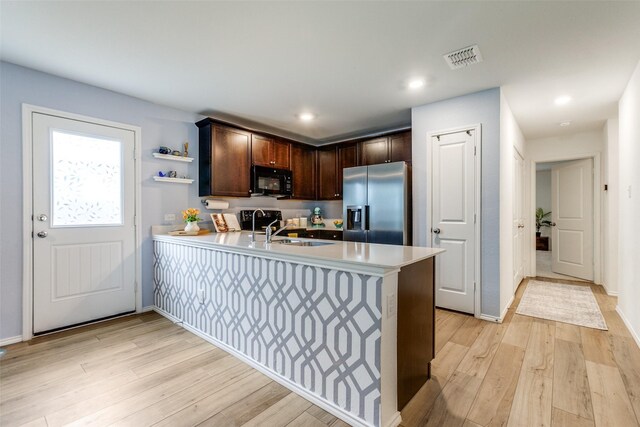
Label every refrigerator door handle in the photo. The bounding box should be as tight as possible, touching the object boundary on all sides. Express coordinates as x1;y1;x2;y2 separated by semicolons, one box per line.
364;205;370;231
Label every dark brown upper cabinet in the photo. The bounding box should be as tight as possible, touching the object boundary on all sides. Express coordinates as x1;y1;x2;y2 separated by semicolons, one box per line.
197;119;251;197
290;144;316;200
361;131;412;165
317;142;359;200
251;134;290;169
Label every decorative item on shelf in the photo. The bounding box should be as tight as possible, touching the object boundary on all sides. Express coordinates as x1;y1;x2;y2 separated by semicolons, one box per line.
168;170;177;178
159;146;171;154
183;141;189;157
333;219;344;229
182;208;202;232
311;207;325;227
172;150;181;156
158;171;166;177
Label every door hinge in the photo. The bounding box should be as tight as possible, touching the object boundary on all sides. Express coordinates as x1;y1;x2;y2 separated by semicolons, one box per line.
474;282;477;292
474;146;477;156
474;213;477;224
133;147;136;160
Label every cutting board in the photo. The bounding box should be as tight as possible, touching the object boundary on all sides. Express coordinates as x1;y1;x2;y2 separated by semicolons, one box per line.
168;229;210;236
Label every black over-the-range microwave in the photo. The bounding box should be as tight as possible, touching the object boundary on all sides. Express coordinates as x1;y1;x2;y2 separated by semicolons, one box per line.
251;165;293;196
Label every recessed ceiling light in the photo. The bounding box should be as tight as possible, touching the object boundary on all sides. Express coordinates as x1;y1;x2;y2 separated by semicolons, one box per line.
408;79;425;90
560;121;571;127
554;96;572;106
298;113;315;122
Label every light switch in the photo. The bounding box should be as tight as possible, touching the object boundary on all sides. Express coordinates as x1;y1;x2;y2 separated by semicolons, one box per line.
197;289;205;304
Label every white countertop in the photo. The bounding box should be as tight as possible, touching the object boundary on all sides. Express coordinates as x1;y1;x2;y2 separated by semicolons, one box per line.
152;231;443;275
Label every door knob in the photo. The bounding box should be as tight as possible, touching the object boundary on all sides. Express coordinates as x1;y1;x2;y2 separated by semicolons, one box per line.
518;224;524;228
37;231;48;238
433;228;441;234
550;222;557;227
37;214;48;221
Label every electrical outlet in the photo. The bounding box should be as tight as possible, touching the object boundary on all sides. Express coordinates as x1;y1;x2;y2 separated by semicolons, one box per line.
387;294;397;318
164;213;176;222
197;289;205;304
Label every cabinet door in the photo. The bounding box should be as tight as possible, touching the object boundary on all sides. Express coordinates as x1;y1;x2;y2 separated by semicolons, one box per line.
290;144;316;200
361;137;389;165
390;131;412;163
337;143;358;198
212;126;251;197
317;148;338;200
272;139;290;169
251;134;272;167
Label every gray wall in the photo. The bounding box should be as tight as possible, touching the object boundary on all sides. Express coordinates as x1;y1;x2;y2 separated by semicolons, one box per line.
0;62;334;340
411;88;501;318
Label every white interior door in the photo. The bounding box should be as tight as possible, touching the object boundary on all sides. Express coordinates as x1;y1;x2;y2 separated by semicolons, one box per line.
513;149;525;291
551;159;594;281
431;130;477;314
32;112;136;333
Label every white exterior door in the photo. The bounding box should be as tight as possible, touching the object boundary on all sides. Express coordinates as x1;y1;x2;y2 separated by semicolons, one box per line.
551;159;594;281
513;149;525;291
431;129;477;314
32;112;137;333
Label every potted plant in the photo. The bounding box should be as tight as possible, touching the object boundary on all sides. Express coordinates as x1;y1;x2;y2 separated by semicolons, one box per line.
535;208;552;237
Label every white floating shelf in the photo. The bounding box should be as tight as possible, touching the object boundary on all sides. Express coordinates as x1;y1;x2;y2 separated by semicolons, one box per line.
153;176;194;184
152;153;194;163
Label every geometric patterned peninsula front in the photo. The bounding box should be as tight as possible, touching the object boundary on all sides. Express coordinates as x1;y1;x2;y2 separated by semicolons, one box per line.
153;240;383;426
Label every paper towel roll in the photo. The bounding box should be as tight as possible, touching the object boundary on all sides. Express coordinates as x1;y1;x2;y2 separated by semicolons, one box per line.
204;200;230;210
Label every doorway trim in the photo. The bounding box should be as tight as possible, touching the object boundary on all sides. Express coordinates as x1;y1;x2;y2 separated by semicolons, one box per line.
527;152;601;284
21;104;142;341
427;123;482;317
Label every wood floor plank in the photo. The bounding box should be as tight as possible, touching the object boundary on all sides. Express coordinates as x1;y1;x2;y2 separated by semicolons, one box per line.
466;343;525;426
286;411;328;427
551;408;594;427
556;322;582;344
196;412;235;427
507;371;553;427
305;406;338;425
502;314;534;349
241;391;313;427
584;361;638;427
423;370;482;427
553;339;593;420
436;311;468;353
451;317;487;347
609;335;640;422
457;322;506;380
431;341;469;382
580;328;616;367
522;320;555;378
221;381;292;426
400;375;447;426
601;309;632;338
154;371;274;427
108;356;250;426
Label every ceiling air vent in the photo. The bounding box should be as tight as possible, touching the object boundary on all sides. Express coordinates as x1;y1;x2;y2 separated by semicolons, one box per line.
444;45;483;70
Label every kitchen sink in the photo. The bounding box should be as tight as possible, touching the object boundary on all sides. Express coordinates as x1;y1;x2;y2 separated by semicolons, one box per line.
274;239;334;247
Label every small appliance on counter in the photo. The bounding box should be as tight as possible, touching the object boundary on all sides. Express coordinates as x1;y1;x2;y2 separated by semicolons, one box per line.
310;207;325;227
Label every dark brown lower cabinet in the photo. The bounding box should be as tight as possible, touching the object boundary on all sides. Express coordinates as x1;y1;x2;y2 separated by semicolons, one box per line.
397;257;435;410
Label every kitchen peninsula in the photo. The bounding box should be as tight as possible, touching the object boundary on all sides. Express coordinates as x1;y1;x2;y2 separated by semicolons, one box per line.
152;232;442;427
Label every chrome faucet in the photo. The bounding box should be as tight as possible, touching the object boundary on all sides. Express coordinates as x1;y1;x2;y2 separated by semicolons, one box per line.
250;209;265;243
265;219;295;243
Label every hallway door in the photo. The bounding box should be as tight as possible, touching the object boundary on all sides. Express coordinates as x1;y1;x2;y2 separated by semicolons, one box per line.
513;149;525;290
431;129;478;314
551;159;594;281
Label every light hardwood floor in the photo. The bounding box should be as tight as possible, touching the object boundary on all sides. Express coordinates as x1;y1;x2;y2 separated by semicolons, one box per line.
1;278;639;427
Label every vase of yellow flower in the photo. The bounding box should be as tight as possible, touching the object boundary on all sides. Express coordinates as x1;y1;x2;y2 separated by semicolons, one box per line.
182;208;202;232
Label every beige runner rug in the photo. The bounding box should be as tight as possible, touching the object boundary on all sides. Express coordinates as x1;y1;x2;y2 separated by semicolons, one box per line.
516;280;608;330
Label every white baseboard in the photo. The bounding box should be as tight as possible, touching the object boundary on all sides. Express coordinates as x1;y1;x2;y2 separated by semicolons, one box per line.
142;305;155;313
602;283;619;297
616;306;640;349
478;314;502;323
384;411;402;427
0;336;23;346
152;307;374;427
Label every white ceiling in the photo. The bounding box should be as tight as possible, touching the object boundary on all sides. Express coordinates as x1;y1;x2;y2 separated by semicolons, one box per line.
2;1;640;144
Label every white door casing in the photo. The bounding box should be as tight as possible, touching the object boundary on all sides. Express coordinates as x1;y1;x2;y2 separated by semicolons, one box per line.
513;148;525;291
431;128;478;314
29;110;138;334
551;159;594;281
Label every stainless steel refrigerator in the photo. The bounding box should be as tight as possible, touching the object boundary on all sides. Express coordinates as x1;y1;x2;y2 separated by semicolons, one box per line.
342;162;410;245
